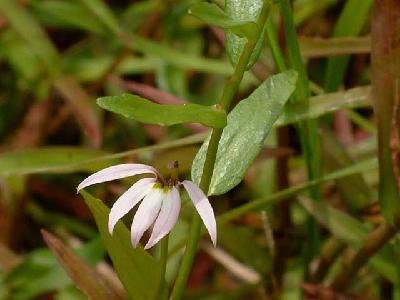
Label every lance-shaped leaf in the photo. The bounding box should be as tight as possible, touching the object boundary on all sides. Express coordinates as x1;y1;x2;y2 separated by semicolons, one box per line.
189;2;258;41
6;239;105;299
97;94;227;129
192;70;297;195
81;191;163;300
226;0;267;69
276;85;371;126
42;230;122;300
371;0;400;223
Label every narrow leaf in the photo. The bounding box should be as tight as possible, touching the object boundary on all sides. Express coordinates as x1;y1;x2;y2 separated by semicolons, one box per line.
81;191;162;300
53;76;102;147
30;0;105;34
6;239;105;300
78;0;121;35
42;230;122;300
300;36;370;58
0;0;59;75
276;86;370;127
189;2;258;40
0;147;113;176
0;1;102;146
97;93;227;128
192;70;297;195
324;0;373;92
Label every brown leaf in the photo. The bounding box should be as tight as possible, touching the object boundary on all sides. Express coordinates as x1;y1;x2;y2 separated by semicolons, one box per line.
41;229;122;300
12;99;52;149
52;76;102;147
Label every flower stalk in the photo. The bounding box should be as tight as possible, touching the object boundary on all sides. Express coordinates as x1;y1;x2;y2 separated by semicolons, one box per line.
169;1;271;299
154;235;169;300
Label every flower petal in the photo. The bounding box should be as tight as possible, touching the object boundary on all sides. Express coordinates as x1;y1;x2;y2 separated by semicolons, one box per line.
145;187;181;249
182;180;217;246
108;178;156;234
77;163;161;192
130;187;165;247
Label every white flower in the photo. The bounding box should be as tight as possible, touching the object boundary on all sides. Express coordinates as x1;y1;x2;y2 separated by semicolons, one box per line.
77;163;217;249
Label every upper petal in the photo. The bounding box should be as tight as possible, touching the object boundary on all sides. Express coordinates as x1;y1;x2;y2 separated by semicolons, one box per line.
130;187;165;247
145;187;181;249
108;177;156;234
182;180;217;246
77;163;161;191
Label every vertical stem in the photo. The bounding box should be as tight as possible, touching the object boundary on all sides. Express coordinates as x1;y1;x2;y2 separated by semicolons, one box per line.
371;0;400;223
265;18;291;289
265;19;286;72
280;0;322;261
169;2;271;300
155;235;169;300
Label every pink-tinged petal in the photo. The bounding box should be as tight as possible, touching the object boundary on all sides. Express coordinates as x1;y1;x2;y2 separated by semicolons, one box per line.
130;188;165;247
108;178;156;234
77;164;160;191
145;187;181;249
182;180;217;246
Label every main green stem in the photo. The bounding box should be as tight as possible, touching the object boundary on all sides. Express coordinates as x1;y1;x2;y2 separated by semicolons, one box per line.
169;2;271;300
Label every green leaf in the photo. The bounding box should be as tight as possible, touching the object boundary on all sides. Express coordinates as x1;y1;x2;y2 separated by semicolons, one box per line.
0;0;60;76
189;2;258;40
30;0;105;34
0;147;113;176
81;191;162;300
324;0;373;92
97;93;227;128
226;0;266;69
78;0;121;35
192;70;297;195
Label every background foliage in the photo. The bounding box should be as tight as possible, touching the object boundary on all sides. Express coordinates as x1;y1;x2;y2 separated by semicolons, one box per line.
0;0;398;299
